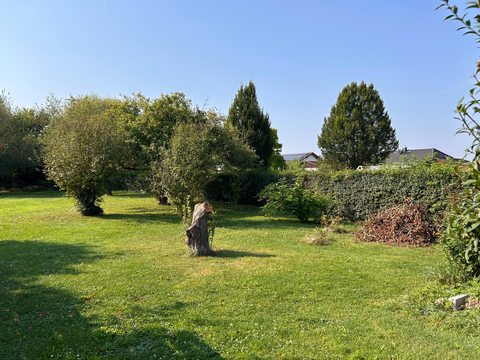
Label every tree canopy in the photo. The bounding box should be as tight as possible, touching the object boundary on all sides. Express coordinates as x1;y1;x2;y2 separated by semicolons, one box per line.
317;81;398;169
43;94;127;215
152;110;257;221
0;92;51;187
227;81;275;168
108;92;195;167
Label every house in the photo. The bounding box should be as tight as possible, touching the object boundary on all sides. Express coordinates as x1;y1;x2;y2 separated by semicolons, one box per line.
386;146;463;164
282;152;319;169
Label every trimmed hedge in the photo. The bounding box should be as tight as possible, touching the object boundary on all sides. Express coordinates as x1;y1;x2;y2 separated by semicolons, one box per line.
308;162;460;221
106;170;152;192
205;170;294;205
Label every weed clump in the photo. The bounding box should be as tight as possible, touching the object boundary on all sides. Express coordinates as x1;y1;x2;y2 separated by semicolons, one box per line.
303;228;331;245
354;198;439;247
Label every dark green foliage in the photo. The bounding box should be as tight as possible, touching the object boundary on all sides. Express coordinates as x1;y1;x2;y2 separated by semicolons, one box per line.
441;162;480;276
436;1;480;279
259;177;335;223
309;160;458;221
205;170;292;205
106;170;147;192
227;81;276;168
75;187;104;216
0;92;51;188
270;128;286;170
317;81;398;169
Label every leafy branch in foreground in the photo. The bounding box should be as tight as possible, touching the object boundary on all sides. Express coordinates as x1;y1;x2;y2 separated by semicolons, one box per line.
437;1;480;278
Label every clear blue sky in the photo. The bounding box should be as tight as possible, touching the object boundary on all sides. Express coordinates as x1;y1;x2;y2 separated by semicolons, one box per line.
1;0;477;159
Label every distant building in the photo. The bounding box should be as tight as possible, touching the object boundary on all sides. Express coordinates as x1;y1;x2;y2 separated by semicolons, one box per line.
386;146;463;164
282;152;319;169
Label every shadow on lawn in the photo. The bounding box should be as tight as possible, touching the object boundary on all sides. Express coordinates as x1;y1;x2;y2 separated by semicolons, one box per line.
102;212;181;224
0;190;65;199
0;240;223;359
216;217;318;231
213;250;276;258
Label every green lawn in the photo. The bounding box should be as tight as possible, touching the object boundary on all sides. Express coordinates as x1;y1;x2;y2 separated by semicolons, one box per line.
0;191;479;359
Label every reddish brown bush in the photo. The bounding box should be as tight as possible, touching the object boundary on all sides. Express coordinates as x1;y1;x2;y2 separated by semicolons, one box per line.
354;199;439;247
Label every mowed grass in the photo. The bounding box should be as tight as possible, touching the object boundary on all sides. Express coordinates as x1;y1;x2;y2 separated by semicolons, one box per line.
0;192;479;359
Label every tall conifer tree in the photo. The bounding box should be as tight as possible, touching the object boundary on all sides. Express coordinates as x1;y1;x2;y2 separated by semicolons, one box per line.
227;81;275;168
318;81;398;169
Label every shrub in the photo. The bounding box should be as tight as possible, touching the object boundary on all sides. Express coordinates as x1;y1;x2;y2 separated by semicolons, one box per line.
42;95;126;216
152;120;256;221
436;1;480;280
354;198;439;247
259;177;334;223
441;162;480;277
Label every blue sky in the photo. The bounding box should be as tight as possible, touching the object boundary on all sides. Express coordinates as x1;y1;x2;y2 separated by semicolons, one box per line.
1;0;478;159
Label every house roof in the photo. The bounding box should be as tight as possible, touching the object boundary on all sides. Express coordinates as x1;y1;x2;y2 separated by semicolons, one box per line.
282;152;319;162
387;148;459;163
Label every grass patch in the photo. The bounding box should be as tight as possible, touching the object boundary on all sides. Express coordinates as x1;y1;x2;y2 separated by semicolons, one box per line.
0;191;479;359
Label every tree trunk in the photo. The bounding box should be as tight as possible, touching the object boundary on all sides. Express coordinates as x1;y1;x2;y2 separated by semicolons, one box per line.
185;202;213;256
158;196;168;205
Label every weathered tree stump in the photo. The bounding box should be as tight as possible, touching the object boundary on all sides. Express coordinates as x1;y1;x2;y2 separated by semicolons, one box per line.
185;202;213;256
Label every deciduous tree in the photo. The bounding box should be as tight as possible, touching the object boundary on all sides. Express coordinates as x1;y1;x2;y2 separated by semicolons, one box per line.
43;94;126;215
0;91;51;187
154;110;257;221
109;92;195;166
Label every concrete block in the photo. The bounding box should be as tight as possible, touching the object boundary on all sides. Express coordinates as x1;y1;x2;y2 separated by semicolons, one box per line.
448;294;469;310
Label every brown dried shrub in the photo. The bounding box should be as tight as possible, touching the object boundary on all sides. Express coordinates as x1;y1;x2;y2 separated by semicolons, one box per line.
466;297;480;310
354;198;439;247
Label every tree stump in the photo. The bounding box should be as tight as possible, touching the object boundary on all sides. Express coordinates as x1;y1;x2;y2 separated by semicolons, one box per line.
185;202;213;256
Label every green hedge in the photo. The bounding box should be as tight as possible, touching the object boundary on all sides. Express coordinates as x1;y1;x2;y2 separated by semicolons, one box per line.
107;170;152;192
308;162;460;221
205;170;294;205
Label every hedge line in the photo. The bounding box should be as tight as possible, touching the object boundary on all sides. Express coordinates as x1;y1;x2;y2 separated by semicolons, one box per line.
205;171;294;205
308;163;460;221
110;162;460;221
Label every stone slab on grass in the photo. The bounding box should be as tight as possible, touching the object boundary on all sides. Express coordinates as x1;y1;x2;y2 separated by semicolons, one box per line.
449;294;469;310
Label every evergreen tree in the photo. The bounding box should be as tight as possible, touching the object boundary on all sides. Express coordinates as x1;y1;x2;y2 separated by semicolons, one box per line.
227;81;275;168
317;81;398;169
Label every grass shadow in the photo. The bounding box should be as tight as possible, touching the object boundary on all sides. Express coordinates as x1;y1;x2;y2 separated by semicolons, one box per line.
0;240;223;359
216;217;319;231
213;250;276;258
0;190;65;199
102;212;181;224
